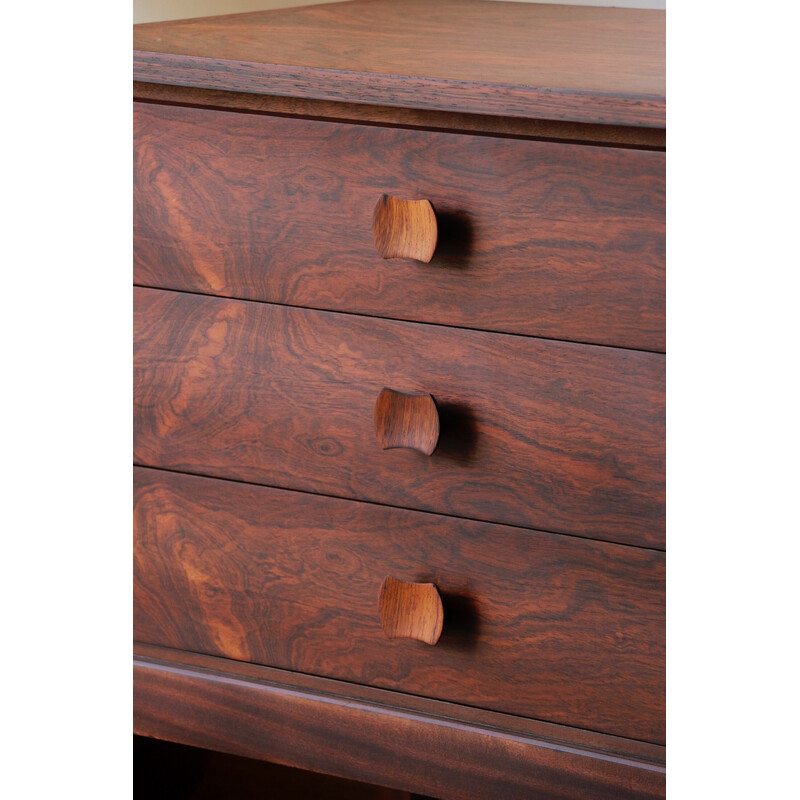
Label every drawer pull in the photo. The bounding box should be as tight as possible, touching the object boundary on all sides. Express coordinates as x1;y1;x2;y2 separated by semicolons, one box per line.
378;576;444;645
374;388;440;455
372;194;437;263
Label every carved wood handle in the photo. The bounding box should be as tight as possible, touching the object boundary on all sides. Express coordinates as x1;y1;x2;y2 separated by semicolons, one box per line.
372;194;437;262
378;577;444;645
373;388;440;456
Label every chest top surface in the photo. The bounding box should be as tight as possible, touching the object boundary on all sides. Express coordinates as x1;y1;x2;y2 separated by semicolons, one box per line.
133;0;665;128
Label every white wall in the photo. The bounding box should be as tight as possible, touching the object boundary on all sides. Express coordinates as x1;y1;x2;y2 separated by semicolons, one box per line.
134;1;338;25
134;0;665;25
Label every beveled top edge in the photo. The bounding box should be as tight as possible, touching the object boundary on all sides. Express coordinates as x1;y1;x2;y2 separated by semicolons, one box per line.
133;0;665;129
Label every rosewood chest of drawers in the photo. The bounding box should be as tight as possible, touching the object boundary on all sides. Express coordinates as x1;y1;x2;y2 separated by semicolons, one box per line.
133;2;665;797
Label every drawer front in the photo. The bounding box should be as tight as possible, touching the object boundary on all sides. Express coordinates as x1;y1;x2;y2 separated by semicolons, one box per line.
134;102;664;352
134;467;665;744
133;288;664;548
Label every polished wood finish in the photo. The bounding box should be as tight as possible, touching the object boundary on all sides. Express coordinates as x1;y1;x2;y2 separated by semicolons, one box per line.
373;389;439;456
133;467;665;742
134;103;664;352
372;195;437;263
136;641;666;764
133;0;665;128
133;3;665;793
378;577;444;646
135;736;421;800
134;289;664;547
134;646;666;800
133;83;667;148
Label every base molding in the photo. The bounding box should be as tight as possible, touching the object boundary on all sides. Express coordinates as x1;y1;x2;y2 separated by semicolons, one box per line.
134;645;664;800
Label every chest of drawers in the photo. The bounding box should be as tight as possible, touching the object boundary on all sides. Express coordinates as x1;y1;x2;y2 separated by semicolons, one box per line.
133;2;665;797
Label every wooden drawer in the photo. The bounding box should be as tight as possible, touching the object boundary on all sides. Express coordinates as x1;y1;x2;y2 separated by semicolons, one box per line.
134;467;665;744
134;102;664;352
133;288;664;548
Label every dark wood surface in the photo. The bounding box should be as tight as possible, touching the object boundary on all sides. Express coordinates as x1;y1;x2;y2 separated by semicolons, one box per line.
133;288;664;547
132;2;666;790
133;83;667;148
133;0;665;128
135;736;422;799
136;642;666;763
134;103;665;352
134;646;666;800
134;467;665;742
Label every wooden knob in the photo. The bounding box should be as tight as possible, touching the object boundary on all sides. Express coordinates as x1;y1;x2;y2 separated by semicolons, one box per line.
372;194;437;262
378;577;444;645
373;388;440;456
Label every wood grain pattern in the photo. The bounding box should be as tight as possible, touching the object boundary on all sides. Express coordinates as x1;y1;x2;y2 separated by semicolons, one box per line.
134;647;666;800
132;0;665;128
378;577;444;645
373;389;439;456
133;288;665;547
131;4;666;792
133;467;665;742
135;642;666;765
372;195;437;262
135;736;421;800
132;83;667;148
134;103;665;352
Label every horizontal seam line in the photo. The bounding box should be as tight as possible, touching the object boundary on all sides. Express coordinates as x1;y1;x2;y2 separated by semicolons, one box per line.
132;95;666;151
133;463;665;553
133;650;666;758
132;284;666;356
